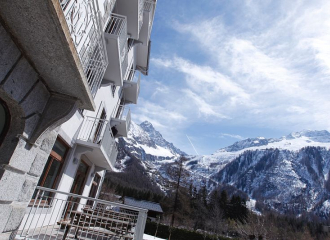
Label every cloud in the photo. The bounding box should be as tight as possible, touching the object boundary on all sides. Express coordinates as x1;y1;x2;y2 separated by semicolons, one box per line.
135;0;330;154
159;0;330;131
220;133;245;140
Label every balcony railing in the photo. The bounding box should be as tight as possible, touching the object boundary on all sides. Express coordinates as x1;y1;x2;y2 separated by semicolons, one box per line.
111;105;131;138
103;14;129;86
123;71;141;104
17;186;148;240
101;0;117;29
105;14;127;62
144;0;156;40
77;116;117;168
59;0;108;97
138;0;145;32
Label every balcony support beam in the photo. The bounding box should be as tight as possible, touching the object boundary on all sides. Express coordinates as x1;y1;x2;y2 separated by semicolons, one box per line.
74;145;94;161
28;94;78;144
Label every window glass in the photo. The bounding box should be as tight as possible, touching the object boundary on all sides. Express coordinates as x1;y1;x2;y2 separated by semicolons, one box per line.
52;140;68;159
43;158;61;188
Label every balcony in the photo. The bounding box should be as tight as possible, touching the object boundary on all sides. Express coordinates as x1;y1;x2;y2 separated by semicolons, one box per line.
111;107;131;138
113;0;145;40
17;186;148;240
0;0;112;110
102;14;128;87
60;0;108;98
138;0;156;45
123;70;141;104
100;0;117;29
76;116;117;170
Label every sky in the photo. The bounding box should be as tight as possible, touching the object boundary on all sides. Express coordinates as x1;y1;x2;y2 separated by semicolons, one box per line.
131;0;330;155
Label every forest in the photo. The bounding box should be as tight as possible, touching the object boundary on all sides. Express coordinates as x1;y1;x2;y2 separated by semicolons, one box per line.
101;156;330;239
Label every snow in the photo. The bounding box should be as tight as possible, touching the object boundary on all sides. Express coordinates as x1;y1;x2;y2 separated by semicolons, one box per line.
143;234;166;240
137;143;175;157
246;199;262;216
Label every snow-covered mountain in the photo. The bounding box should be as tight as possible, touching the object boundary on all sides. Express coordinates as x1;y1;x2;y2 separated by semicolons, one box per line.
186;130;330;180
119;121;185;162
116;125;330;217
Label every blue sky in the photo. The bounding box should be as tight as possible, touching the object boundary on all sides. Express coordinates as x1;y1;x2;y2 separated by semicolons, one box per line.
132;0;330;155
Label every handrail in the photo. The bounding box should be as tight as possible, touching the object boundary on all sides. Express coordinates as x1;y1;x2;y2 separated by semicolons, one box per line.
35;186;147;212
18;186;148;240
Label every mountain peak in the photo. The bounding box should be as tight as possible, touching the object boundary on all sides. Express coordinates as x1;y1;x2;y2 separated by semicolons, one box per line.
285;130;330;142
140;121;154;129
216;130;330;153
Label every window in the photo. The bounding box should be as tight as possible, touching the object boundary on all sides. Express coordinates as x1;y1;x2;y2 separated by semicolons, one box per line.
35;138;70;199
0;99;10;146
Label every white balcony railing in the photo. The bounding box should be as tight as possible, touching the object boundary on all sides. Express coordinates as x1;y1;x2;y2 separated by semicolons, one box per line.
124;108;132;131
17;186;148;240
77;116;117;166
104;13;129;82
144;0;156;41
105;14;127;60
59;0;108;97
111;102;131;137
123;70;140;104
138;0;145;32
101;0;117;28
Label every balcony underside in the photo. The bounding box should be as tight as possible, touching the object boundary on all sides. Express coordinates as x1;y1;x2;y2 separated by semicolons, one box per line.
0;0;95;110
103;34;123;86
76;140;114;170
136;41;150;75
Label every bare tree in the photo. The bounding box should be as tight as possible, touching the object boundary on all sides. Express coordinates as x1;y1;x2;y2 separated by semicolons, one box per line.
166;156;189;227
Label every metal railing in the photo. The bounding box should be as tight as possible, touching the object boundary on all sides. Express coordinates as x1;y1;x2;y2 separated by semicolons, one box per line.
101;0;117;28
144;0;156;41
138;0;145;32
123;108;132;132
105;14;127;59
17;186;148;240
105;14;129;81
77;116;117;163
144;0;154;12
59;0;108;97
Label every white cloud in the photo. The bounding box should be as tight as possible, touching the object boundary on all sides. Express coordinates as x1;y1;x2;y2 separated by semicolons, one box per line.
220;133;245;140
159;0;330;132
134;0;330;154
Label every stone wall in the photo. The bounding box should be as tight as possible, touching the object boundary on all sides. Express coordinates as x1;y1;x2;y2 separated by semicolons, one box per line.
0;21;63;238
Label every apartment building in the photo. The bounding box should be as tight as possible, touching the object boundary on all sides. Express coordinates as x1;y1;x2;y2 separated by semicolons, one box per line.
0;0;156;238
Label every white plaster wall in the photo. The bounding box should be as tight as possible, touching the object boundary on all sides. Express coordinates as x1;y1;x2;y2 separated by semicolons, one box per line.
59;111;83;145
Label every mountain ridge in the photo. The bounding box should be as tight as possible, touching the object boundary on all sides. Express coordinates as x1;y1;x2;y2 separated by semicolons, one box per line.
116;123;330;218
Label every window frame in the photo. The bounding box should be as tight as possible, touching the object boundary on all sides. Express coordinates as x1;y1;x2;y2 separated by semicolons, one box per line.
31;138;70;205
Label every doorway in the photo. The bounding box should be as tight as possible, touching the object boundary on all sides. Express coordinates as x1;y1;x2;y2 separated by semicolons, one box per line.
64;160;90;218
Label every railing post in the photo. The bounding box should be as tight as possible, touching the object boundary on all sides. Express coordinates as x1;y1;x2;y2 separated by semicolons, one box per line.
134;210;148;240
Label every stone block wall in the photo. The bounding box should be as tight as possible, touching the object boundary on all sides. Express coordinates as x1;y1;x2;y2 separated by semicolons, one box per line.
0;21;60;237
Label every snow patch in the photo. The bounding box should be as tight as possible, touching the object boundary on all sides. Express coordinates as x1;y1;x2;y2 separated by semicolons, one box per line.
138;143;175;157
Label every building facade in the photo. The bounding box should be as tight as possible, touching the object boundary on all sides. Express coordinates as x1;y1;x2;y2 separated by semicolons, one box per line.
0;0;156;238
